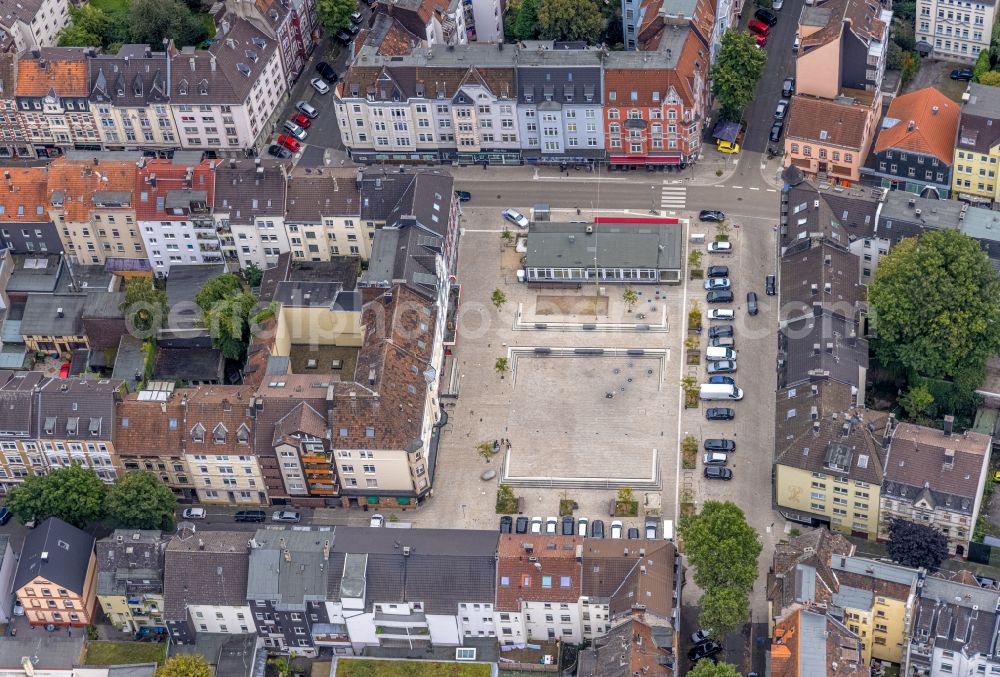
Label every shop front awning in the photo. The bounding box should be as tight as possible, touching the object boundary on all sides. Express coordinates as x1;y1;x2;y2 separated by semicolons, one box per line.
367;496;380;504
609;155;682;165
397;497;411;505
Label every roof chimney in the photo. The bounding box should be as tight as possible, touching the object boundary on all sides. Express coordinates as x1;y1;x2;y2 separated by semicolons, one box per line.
198;539;205;550
944;414;954;436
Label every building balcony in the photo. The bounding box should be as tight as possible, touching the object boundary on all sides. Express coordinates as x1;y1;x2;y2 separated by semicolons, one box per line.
374;611;427;626
308;485;338;495
304;468;334;477
300;454;330;464
199;242;221;252
196;231;218;240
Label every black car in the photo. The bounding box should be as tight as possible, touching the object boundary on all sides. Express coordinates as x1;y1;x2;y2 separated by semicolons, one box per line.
500;516;512;533
455;190;472;202
706;265;729;278
704;467;733;480
705;407;735;421
747;291;759;316
754;7;778;25
769;121;783;143
346;23;361;35
765;274;776;296
235;510;266;523
708;325;733;339
689;640;724;662
315;61;337;82
951;68;974;81
627;527;640;539
0;506;10;525
782;77;795;97
515;516;529;534
335;30;353;43
591;519;605;538
561;516;575;535
267;144;292;159
705;438;736;453
707;290;733;304
708;375;735;385
699;209;726;222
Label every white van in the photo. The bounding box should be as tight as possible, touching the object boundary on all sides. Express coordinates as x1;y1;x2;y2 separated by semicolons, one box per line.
663;519;674;542
708;309;735;321
706;347;736;361
699;383;744;400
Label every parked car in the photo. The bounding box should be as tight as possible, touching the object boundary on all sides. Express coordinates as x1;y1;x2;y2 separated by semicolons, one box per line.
707;360;736;374
235;510;266;523
545;516;558;534
272;510;301;523
181;507;206;519
283;121;308;141
591;519;605;538
310;78;330;94
627;527;640;539
699;209;726;222
772;0;782;9
346;23;361;35
561;516;575;535
749;18;770;36
782;77;795;97
59;362;71;378
705;438;736;453
710;336;735;349
502;208;529;229
315;62;337;82
578;517;589;536
691;629;712;645
951;68;974;80
717;140;740;154
708;309;735;321
793;31;800;51
752;31;767;48
708;375;735;385
706;290;733;304
291;113;312;129
708;241;732;253
755;7;778;24
769;121;783;143
703;451;728;466
766;274;776;296
351;11;363;22
335;30;353;43
0;506;10;525
500;516;512;533
296;101;319;118
12;599;23;616
515;516;529;533
708;325;733;339
530;516;543;534
704;467;733;480
747;291;759;316
369;514;385;527
610;519;623;539
706;265;729;278
277;135;301;152
455;190;472;202
267;144;292;159
644;518;658;539
705;407;735;420
689;640;724;662
775;99;790;120
704;277;731;291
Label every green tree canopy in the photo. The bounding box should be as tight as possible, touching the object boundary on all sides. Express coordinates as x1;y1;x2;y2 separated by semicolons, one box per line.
537;0;605;44
506;0;541;40
688;659;742;677
699;586;750;636
6;464;107;528
201;292;260;361
900;383;934;420
678;500;762;592
869;230;1000;393
243;262;264;289
121;277;168;337
316;0;356;34
711;30;768;121
978;71;1000;86
128;0;207;47
195;272;243;312
156;655;212;677
105;471;177;530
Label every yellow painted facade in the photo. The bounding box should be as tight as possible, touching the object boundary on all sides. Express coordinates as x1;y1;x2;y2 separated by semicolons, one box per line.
952;146;1000;202
774;464;881;540
17;555;98;627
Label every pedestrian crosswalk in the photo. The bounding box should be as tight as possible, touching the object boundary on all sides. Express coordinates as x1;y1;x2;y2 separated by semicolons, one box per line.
660;183;687;211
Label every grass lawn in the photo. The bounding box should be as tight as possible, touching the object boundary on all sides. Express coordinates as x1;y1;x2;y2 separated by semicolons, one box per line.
83;641;167;666
90;0;128;12
335;659;491;677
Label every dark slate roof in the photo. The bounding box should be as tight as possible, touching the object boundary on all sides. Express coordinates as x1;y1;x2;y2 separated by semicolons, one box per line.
284;169;360;222
88;47;169;106
20;294;86;337
516;62;602;106
246;530;331;608
14;517;95;592
767;528;854;611
782;180;880;249
273;282;360;310
5;254;66;294
326;527;499;614
779;239;863;324
778;313;869;389
36;377;122;441
170;633;260;677
956;84;1000;155
82;291;125;320
911;575;1000;659
163;530;251;621
213;159;288;223
0;370;45;437
362;227;441;300
96;529;167;598
153;346;225;382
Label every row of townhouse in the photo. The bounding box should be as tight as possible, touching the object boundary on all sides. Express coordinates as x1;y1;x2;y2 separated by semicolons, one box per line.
335;21;713;168
768;528;1000;677
0;4;299;160
772;171;995;558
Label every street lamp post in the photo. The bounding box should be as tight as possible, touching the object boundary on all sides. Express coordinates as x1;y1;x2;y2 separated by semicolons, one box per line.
650;185;658;215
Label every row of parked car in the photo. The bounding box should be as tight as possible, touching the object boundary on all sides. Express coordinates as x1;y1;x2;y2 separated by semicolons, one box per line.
181;507;303;523
500;515;666;540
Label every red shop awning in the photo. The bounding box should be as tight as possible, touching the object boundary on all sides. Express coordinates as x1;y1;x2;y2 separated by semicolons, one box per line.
609;155;682;165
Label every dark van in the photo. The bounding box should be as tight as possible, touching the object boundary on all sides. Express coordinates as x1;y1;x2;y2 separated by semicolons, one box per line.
234;510;266;523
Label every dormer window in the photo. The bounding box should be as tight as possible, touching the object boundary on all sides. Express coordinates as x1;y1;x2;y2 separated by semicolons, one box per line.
213;423;227;444
178;79;188;95
89;418;101;436
237;424;249;444
66;417;79;436
192;423;205;443
199;79;209;96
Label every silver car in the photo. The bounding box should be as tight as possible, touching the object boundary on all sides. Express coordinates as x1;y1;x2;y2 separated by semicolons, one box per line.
272;510;301;523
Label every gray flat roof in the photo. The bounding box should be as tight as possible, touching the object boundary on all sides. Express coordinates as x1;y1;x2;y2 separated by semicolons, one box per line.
963;84;1000;119
879;192;964;231
525;220;683;271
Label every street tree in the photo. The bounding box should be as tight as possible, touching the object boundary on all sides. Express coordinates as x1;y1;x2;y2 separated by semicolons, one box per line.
506;0;541;40
699;586;750;636
121;277;168;336
623;287;638;313
679;500;762;592
900;383;934;420
495;356;509;375
711;30;768;121
537;0;605;43
477;441;494;462
105;471;178;531
869;230;1000;391
316;0;356;34
492;288;507;311
156;655;212;677
689;661;742;677
887;518;949;570
6;464;107;528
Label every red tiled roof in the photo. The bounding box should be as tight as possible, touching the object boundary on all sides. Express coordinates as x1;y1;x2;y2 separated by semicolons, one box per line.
0;167;48;222
496;534;583;612
135;158;218;222
15;49;88;97
47;157;137;223
786;95;873;150
874;87;960;163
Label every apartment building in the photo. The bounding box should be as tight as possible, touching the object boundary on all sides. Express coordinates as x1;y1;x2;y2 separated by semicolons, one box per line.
880;417;991;558
13;517;97;627
0;370;47;496
95;529;168;634
915;0;996;62
771;608;868;677
227;0;318;88
378;0;469;47
778;238;865;327
15;48;99;156
46;155;146;266
213;158;289;270
283;168;364;262
0;53;33;159
136;158;224;275
866;87;960;199
168;15;287;155
0;166;62;254
578;618;677;677
952;83;1000;206
515;52;603;165
785;94;880;184
164;528;253;645
87;46;178;151
0;0;70;52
